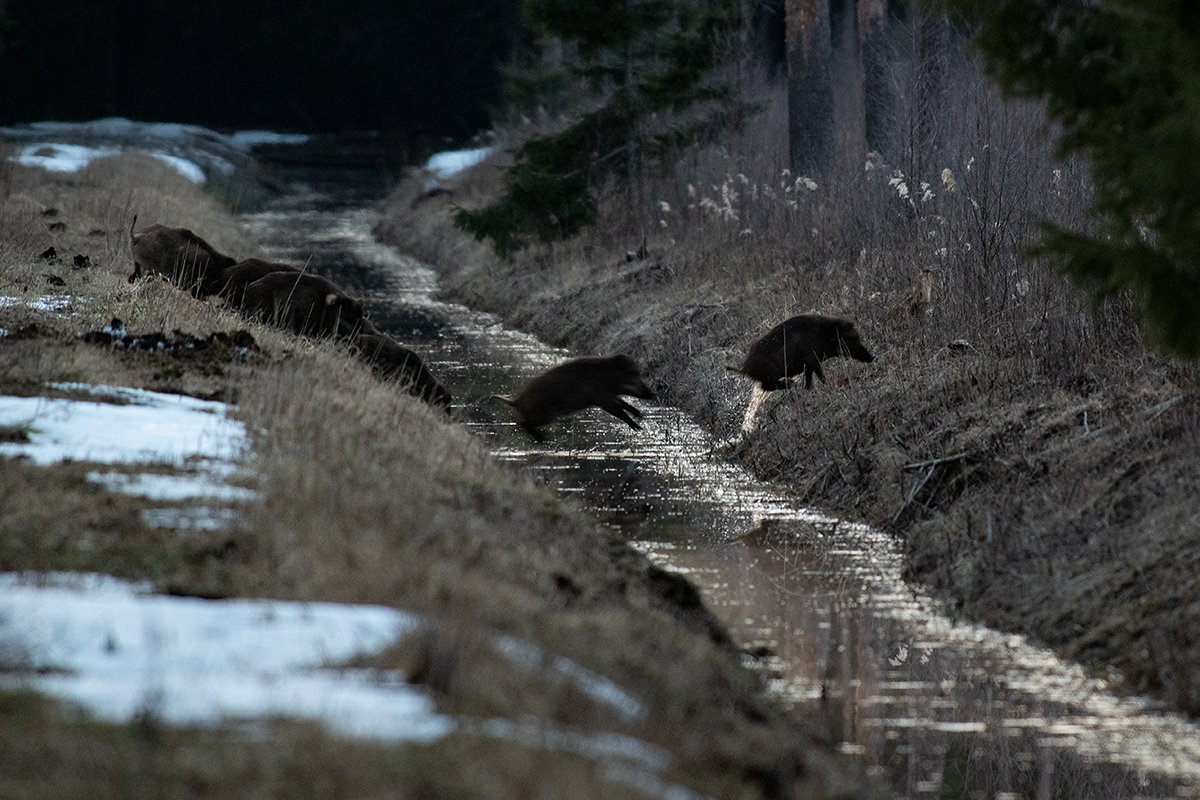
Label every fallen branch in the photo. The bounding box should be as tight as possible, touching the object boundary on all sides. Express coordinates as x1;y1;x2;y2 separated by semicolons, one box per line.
902;451;970;471
1144;395;1182;421
894;463;937;523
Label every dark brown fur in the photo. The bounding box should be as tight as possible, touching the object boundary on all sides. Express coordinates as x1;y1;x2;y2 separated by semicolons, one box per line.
501;354;655;441
240;271;377;339
729;314;874;390
218;258;301;308
352;333;451;410
127;215;237;298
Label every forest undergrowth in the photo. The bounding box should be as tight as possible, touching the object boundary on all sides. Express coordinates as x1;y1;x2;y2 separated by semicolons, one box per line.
374;60;1200;718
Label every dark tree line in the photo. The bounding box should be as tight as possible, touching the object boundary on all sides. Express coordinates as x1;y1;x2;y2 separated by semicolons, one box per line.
0;0;522;139
456;0;750;258
930;0;1200;358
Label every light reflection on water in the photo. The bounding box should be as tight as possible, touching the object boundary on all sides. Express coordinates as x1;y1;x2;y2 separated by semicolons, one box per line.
245;207;1200;799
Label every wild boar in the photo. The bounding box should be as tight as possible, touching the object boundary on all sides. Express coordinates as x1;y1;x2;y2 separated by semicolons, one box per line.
127;215;237;298
498;354;655;441
240;271;378;339
729;314;874;391
218;258;301;308
352;332;452;410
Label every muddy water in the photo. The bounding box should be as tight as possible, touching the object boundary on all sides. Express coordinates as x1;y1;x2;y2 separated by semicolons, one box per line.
243;206;1200;800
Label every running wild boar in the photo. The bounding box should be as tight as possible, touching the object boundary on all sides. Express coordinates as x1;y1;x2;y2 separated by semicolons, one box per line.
127;215;237;298
729;314;874;390
352;332;452;410
240;271;378;339
498;354;655;441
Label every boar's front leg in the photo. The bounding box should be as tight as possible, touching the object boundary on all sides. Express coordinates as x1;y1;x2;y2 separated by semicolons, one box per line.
600;398;644;430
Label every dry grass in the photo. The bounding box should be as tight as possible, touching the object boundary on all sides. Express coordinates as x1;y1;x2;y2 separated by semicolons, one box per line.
375;57;1200;719
0;150;878;797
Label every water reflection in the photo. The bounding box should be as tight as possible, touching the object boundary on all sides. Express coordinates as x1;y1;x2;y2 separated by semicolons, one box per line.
243;207;1200;799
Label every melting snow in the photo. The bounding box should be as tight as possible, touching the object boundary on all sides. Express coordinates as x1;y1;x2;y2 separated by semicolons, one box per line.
424;147;492;179
0;573;450;742
10;143;121;172
0;295;73;314
2;117;308;184
0;383;247;469
9;142;208;183
0;382;253;519
228;130;311;152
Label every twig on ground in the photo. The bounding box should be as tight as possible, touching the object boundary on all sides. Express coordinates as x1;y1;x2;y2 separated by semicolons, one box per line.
902;451;969;471
894;463;937;523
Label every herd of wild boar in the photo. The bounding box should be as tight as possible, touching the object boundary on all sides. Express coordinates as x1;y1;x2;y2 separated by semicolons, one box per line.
128;216;452;410
127;217;875;439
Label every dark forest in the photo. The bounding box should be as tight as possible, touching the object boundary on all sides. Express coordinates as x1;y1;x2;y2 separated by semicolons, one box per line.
0;0;521;141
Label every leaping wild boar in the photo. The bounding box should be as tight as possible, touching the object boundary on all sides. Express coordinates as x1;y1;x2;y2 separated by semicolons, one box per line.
218;258;301;308
497;354;655;442
352;333;452;411
127;215;237;298
240;271;378;339
728;314;874;391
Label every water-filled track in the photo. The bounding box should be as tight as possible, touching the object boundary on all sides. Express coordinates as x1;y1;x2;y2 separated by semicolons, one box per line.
242;204;1200;800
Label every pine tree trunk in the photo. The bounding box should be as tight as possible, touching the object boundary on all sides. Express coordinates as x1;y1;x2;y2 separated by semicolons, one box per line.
858;0;893;156
915;10;949;177
624;27;642;214
786;0;834;178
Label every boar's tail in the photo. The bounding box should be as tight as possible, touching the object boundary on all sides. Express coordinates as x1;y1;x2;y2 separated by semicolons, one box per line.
725;365;744;375
488;394;518;408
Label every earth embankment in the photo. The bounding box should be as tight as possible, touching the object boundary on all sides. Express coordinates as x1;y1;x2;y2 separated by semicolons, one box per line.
374;149;1200;719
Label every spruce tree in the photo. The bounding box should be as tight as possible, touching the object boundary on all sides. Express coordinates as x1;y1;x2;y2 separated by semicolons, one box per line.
936;0;1200;358
455;0;745;259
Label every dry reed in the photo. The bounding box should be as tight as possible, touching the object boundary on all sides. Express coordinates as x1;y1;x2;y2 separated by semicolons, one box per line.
0;146;877;797
376;51;1200;718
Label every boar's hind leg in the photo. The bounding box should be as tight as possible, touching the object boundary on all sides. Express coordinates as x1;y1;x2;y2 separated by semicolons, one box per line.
600;398;644;430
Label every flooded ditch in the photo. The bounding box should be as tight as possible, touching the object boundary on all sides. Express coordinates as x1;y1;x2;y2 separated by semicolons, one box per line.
242;203;1200;799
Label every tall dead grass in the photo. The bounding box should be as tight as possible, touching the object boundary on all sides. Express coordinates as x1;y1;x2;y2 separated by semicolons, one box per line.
0;147;878;797
376;43;1200;719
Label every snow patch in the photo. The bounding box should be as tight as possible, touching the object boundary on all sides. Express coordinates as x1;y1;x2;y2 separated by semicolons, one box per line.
2;118;305;184
424;147;493;179
11;143;120;172
86;471;256;502
0;573;450;742
229;130;311;152
0;296;72;314
147;152;207;183
0;384;247;468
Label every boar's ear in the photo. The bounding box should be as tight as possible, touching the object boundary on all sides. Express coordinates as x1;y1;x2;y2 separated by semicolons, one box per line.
325;292;338;306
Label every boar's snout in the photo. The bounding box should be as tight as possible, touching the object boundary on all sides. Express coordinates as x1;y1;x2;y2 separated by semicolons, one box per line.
843;337;874;363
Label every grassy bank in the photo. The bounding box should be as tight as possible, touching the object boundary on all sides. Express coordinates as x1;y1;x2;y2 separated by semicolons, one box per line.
373;71;1200;719
0;149;877;798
